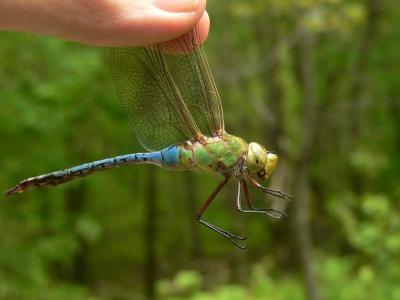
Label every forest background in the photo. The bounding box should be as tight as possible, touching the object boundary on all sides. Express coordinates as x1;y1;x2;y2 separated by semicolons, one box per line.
1;0;399;299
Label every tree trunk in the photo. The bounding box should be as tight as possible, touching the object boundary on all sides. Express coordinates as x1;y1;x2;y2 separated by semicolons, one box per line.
291;28;320;300
144;168;157;300
186;174;203;260
66;183;89;283
348;0;381;194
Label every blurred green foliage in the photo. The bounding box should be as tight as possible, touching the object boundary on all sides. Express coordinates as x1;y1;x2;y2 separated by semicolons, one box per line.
1;0;400;299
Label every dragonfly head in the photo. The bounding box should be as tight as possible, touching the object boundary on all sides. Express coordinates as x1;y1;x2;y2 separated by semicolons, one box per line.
246;142;278;180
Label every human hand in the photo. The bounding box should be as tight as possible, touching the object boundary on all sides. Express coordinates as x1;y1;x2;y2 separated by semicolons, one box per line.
0;0;209;46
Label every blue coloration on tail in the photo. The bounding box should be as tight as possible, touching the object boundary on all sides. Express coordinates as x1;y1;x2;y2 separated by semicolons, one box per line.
5;145;181;195
66;146;180;173
160;145;180;167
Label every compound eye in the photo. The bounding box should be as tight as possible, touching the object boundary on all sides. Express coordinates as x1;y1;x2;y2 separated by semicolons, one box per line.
247;142;267;171
265;152;278;177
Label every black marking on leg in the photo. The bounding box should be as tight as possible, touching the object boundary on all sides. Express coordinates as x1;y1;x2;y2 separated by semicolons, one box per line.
246;175;293;201
195;178;247;249
241;179;289;218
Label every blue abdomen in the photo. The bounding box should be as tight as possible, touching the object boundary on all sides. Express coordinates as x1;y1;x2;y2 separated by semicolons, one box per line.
159;145;180;168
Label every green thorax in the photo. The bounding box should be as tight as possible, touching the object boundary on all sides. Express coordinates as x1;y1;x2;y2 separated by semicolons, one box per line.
177;134;248;175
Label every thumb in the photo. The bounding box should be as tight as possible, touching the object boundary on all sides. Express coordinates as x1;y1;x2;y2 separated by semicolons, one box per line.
90;0;208;47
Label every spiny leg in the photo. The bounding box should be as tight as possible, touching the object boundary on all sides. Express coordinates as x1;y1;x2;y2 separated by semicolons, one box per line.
246;175;293;202
243;180;286;217
236;181;286;219
195;177;247;249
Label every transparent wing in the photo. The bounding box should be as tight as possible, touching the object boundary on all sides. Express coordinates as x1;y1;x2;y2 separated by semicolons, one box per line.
110;27;224;151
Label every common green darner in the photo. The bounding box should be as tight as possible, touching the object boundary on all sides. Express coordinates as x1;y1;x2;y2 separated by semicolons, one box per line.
5;27;291;249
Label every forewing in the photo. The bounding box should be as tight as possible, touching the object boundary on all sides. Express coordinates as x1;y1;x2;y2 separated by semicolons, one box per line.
110;27;224;151
163;28;225;137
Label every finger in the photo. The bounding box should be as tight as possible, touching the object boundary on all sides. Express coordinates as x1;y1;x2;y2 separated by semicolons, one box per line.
87;0;207;47
158;11;210;53
195;10;210;45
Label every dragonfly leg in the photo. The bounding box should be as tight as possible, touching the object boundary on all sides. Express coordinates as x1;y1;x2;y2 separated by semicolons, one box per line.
246;175;293;202
236;180;287;219
195;177;247;249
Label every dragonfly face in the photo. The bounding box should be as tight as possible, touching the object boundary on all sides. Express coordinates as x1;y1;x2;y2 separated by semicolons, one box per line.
246;142;278;180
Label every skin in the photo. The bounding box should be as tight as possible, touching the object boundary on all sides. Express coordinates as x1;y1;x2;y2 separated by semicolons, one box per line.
0;0;210;46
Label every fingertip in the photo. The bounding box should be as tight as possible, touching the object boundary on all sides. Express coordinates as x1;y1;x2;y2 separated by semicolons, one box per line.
88;0;208;47
150;0;207;44
196;11;210;45
157;11;209;53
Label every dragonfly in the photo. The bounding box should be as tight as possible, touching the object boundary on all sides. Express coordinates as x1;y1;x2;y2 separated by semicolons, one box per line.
4;26;292;249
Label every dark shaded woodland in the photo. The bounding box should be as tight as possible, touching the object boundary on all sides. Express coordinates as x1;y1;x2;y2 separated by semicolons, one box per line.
1;0;399;299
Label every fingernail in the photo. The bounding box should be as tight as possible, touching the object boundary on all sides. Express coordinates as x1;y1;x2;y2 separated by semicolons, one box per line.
153;0;200;12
